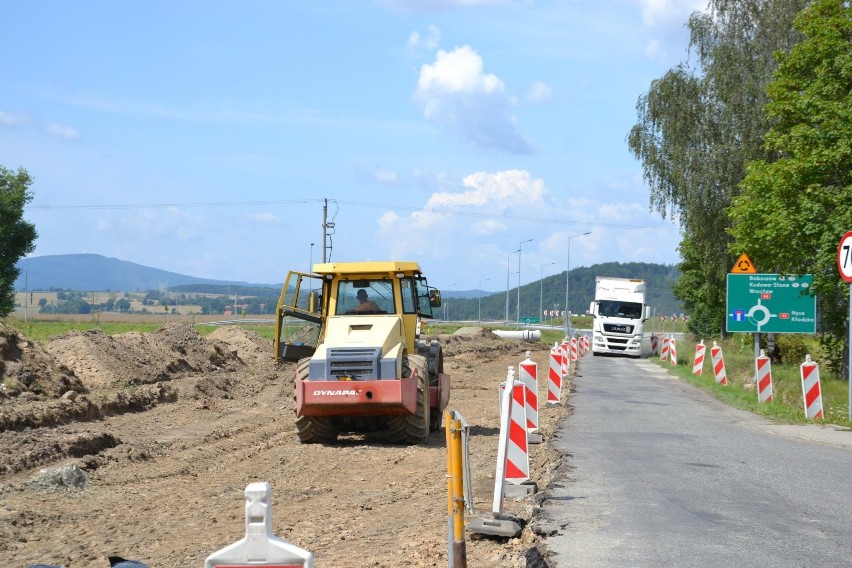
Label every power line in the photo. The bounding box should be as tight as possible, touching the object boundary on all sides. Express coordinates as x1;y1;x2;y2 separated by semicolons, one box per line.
27;197;679;232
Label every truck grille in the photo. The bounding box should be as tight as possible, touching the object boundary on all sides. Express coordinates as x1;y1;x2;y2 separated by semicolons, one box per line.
603;323;634;334
326;347;382;380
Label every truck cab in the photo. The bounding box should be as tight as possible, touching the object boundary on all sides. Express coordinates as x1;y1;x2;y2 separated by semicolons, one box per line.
589;277;651;358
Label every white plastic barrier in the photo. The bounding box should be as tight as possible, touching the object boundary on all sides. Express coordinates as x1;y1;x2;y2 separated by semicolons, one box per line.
692;340;705;375
518;352;539;433
547;344;562;405
205;482;314;567
710;342;728;385
497;367;530;486
756;350;773;403
800;355;824;420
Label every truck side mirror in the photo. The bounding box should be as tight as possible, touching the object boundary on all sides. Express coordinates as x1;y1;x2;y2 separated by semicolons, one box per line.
429;289;442;308
588;301;595;316
643;306;651;321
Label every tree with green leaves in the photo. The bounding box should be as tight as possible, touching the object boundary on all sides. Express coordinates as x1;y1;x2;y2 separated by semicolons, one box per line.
729;0;852;371
0;165;38;319
628;0;808;338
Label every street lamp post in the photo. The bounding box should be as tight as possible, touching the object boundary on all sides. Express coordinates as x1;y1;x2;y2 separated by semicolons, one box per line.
309;242;315;272
479;277;491;323
517;238;534;328
564;231;591;335
539;262;555;326
506;249;519;323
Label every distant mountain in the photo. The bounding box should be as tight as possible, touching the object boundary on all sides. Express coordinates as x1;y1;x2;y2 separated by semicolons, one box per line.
13;254;276;292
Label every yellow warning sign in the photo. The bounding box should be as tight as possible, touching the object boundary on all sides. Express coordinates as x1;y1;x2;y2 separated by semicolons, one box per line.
731;253;756;273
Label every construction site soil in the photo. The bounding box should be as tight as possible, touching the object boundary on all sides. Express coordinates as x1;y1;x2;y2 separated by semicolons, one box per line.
0;323;572;568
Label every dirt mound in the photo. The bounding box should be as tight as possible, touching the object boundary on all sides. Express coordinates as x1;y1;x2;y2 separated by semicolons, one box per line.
0;326;84;400
0;323;567;567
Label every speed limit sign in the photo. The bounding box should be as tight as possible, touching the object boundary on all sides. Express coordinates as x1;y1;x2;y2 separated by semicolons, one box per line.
838;231;852;282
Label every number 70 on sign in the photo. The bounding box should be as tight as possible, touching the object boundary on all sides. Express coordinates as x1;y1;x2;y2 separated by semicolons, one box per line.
838;231;852;283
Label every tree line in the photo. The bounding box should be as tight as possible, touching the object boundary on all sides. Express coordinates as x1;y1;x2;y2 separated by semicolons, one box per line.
628;0;850;372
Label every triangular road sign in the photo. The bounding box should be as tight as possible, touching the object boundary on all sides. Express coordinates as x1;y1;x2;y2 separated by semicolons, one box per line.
731;253;756;273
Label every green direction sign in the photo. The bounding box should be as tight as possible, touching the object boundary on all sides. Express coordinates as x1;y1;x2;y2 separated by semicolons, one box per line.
726;273;816;334
522;318;541;324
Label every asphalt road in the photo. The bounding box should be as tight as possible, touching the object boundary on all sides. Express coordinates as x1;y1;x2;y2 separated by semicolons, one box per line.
539;354;852;567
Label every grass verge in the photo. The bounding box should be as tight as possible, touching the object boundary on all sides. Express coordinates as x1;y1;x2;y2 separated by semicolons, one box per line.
657;336;851;429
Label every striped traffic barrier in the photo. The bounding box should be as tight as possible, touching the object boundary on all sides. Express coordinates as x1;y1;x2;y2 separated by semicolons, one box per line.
710;342;728;385
800;355;824;420
756;350;773;403
570;336;578;362
205;482;314;567
660;335;670;362
651;334;659;356
669;336;677;366
560;340;570;376
547;345;562;405
582;335;589;355
518;352;539;436
498;367;530;486
692;340;706;375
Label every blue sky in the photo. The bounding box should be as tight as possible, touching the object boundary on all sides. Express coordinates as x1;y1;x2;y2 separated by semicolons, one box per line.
1;0;701;292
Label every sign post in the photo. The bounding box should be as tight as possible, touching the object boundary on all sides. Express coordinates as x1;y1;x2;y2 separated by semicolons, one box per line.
836;231;852;421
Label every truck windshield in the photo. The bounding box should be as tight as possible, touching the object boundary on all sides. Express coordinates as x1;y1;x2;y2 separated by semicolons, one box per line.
336;280;395;315
598;300;643;319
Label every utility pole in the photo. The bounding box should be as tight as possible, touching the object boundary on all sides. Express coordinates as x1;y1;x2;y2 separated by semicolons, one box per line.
322;198;335;263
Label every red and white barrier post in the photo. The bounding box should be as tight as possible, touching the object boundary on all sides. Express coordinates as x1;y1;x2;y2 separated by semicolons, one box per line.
651;334;659;357
660;335;670;362
548;343;563;405
756;349;773;403
205;482;314;567
518;352;542;443
669;336;678;366
560;340;571;377
710;341;728;385
692;340;706;375
497;366;533;496
570;336;578;363
800;355;824;420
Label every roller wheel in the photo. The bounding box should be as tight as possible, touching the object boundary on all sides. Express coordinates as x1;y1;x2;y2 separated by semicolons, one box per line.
294;357;339;444
387;354;430;444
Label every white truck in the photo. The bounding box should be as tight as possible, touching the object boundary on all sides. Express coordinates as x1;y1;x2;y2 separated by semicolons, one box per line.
589;276;651;358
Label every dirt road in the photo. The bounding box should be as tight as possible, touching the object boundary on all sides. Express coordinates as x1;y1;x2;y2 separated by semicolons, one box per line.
0;323;571;567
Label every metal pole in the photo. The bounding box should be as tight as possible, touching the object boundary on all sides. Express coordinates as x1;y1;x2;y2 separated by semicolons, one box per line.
450;417;467;568
322;199;327;263
564;231;591;336
517;239;533;329
479;277;490;323
540;262;554;330
505;251;511;323
445;411;454;568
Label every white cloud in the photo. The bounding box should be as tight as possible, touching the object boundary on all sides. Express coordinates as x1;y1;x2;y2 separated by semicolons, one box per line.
407;24;441;50
635;0;707;63
427;169;546;210
373;168;402;186
247;212;280;224
527;81;553;104
471;218;507;235
414;46;533;153
0;111;28;127
45;123;80;141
